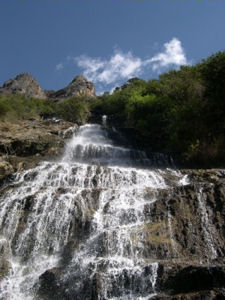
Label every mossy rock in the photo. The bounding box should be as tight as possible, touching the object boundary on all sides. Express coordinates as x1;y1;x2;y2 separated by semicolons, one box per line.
0;259;11;279
0;161;14;179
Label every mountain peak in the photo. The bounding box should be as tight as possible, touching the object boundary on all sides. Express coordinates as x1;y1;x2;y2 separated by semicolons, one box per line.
1;72;46;99
0;73;95;100
70;75;88;84
48;75;95;100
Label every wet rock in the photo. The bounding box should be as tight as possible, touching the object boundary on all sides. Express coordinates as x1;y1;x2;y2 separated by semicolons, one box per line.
38;268;62;299
152;289;225;299
156;263;225;299
59;125;78;139
0;124;225;299
0;161;14;180
140;178;225;264
0;239;11;279
0;120;78;182
0;259;10;279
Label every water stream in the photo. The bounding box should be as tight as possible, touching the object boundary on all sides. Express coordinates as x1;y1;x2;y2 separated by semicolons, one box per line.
0;122;190;299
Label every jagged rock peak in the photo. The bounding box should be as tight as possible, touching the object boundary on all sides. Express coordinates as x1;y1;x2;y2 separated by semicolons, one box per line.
0;72;46;99
70;75;88;84
47;74;95;100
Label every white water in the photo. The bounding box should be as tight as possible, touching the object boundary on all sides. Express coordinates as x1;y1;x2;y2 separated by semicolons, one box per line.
0;123;190;299
197;188;217;260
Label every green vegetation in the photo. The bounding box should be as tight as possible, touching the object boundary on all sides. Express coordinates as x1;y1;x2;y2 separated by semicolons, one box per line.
90;51;225;167
0;94;54;121
0;94;89;125
55;97;89;124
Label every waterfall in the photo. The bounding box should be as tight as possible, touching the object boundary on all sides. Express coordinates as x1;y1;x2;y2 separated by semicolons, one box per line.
0;124;190;299
102;115;107;127
197;188;217;261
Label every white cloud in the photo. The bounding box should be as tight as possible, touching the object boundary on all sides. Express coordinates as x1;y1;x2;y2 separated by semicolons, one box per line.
75;50;142;85
56;63;64;71
147;38;188;71
71;38;188;91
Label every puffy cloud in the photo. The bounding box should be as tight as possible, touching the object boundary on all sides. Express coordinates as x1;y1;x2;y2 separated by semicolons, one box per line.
147;38;188;71
72;38;188;92
75;50;142;85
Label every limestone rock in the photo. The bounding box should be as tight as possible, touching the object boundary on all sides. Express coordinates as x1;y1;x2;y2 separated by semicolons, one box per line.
0;73;46;99
46;75;95;100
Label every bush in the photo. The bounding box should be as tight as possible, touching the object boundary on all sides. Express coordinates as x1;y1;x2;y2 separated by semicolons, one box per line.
0;94;54;121
90;50;225;166
55;97;90;124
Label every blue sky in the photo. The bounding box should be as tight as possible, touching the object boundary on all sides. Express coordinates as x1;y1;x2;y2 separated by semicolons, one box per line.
0;0;225;94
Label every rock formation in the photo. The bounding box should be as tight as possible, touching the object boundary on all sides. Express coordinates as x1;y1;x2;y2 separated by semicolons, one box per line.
46;75;95;101
0;73;46;99
0;120;78;183
0;74;95;100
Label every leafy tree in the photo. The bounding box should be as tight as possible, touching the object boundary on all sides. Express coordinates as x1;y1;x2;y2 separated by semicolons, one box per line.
56;97;89;124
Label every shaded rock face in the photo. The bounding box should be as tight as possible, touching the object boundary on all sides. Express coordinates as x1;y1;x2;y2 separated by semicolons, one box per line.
46;75;95;100
0;73;46;99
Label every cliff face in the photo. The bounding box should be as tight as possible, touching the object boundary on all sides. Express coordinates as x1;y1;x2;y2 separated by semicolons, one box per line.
36;168;225;299
0;73;46;99
46;75;95;100
0;120;78;183
0;74;95;100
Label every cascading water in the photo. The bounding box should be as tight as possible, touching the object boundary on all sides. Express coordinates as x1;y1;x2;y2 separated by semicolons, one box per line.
0;122;190;300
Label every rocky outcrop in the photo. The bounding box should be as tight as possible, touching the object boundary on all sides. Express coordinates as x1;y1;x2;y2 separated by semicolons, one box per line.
0;119;78;184
46;75;95;101
0;73;95;101
147;169;225;298
0;73;46;99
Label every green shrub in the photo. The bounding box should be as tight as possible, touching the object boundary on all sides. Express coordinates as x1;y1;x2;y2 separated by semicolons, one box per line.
0;94;54;121
55;97;90;124
90;50;225;166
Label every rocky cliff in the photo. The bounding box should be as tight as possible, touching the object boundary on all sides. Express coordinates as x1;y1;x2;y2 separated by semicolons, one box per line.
0;73;95;100
0;119;78;183
46;75;95;100
0;73;46;99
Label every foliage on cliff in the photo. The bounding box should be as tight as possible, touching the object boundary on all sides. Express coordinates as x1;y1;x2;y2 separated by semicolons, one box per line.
55;97;89;124
91;51;225;167
0;94;54;121
0;94;89;125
